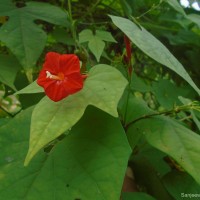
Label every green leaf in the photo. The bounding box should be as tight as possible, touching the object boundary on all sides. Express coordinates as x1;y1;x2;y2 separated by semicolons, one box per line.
24;2;69;27
130;116;200;185
79;29;116;43
130;155;174;200
166;30;200;47
119;92;155;126
135;144;170;177
0;54;21;90
86;64;128;115
79;29;93;43
15;80;44;94
88;36;105;62
163;171;200;200
110;15;200;96
0;117;9;127
0;106;131;200
152;79;184;109
96;30;117;43
187;14;200;28
164;0;186;16
119;0;132;18
0;1;69;70
25;64;128;165
131;73;152;92
59;107;131;200
51;27;75;45
122;192;156;200
179;96;200;131
79;29;116;62
119;93;155;149
0;0;15;15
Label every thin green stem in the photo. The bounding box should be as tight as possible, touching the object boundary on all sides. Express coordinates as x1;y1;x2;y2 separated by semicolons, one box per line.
82;0;102;19
123;64;134;125
179;115;192;122
67;0;72;22
125;102;200;131
68;0;77;49
135;0;163;19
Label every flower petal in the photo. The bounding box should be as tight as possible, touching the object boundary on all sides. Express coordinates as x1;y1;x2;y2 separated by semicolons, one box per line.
43;52;60;74
62;73;84;94
37;70;48;87
59;54;80;75
44;81;70;102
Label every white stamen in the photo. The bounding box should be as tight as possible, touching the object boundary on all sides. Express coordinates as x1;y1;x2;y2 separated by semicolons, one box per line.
46;71;53;78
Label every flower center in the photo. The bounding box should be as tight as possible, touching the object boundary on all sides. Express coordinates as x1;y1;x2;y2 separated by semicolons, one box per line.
46;71;64;81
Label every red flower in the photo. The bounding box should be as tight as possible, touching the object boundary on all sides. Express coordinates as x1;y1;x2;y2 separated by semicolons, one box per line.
124;35;132;75
37;52;85;102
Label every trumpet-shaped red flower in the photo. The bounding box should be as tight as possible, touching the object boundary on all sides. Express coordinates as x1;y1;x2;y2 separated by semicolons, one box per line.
37;52;85;102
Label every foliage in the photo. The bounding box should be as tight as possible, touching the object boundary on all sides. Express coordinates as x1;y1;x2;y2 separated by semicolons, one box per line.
0;0;200;199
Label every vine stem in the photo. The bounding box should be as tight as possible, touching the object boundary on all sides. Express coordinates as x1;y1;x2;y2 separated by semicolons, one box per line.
81;0;101;19
125;103;200;131
135;0;163;19
67;0;77;49
67;0;72;22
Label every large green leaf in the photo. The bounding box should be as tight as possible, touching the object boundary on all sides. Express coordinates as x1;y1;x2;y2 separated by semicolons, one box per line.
25;64;128;165
0;1;69;71
128;116;200;185
0;0;15;15
163;171;200;200
119;92;155;127
0;106;131;200
119;92;155;149
0;54;21;90
110;15;200;96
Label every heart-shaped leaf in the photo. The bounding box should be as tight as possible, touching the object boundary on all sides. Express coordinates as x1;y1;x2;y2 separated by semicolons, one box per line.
0;106;131;200
25;64;128;165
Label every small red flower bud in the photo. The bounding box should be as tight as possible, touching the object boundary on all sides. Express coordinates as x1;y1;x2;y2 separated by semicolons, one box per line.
124;35;132;76
124;35;132;62
37;52;85;102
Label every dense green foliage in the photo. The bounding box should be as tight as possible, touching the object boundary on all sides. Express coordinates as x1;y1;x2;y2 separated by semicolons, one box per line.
0;0;200;199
